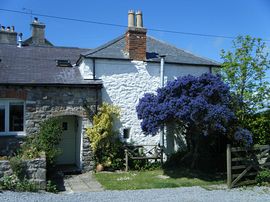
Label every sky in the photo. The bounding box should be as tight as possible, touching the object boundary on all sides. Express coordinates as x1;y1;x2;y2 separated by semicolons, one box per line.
0;0;270;63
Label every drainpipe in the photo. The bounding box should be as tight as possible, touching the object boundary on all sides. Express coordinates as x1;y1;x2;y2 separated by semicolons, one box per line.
93;58;96;80
209;66;212;74
160;55;166;88
159;55;166;150
95;86;99;114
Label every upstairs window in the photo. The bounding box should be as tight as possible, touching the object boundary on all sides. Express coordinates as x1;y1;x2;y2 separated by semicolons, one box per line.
0;100;25;135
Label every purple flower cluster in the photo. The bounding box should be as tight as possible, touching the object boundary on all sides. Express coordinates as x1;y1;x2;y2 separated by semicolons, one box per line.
136;73;237;137
234;127;253;146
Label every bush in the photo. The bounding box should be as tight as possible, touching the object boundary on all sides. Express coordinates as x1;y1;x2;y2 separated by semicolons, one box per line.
46;180;58;193
0;174;37;192
87;103;125;170
9;156;26;180
256;168;270;185
245;112;270;145
20;118;63;166
34;118;63;165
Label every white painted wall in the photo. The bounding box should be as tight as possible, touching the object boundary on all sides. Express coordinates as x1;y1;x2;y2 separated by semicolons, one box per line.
79;58;210;151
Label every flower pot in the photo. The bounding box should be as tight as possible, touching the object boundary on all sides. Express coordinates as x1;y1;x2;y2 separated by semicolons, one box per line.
96;164;104;172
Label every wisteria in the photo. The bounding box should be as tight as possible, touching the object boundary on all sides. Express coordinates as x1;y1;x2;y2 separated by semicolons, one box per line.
234;127;253;146
136;73;253;145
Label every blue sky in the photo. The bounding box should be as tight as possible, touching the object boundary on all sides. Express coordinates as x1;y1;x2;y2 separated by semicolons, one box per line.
0;0;270;63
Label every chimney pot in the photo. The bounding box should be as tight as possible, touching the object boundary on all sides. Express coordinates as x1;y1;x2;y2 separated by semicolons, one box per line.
136;10;143;28
0;25;17;44
34;17;38;23
128;10;135;27
17;32;23;48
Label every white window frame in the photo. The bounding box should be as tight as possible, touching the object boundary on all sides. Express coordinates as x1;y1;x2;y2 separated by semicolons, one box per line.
0;99;26;136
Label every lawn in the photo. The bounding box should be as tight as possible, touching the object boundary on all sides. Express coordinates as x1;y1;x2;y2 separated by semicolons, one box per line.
94;168;225;190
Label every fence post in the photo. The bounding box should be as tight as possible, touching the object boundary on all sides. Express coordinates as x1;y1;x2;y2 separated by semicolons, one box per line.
160;147;163;165
125;149;128;172
227;144;232;189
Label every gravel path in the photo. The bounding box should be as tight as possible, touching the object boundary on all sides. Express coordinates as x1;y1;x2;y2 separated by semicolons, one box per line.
0;186;270;202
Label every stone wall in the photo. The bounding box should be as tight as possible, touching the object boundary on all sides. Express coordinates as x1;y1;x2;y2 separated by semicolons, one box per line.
0;85;101;172
0;154;46;190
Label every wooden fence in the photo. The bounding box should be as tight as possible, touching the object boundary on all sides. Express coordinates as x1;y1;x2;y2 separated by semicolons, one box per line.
227;144;270;188
124;145;163;172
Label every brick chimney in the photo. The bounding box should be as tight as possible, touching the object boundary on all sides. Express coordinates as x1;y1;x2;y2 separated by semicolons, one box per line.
31;17;46;45
125;10;147;61
0;25;17;45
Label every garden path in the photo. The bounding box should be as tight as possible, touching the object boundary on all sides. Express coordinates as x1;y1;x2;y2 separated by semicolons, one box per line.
59;172;104;193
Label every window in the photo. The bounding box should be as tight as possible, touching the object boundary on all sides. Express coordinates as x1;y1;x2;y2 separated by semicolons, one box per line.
62;122;68;131
56;60;72;67
123;128;130;139
0;100;25;135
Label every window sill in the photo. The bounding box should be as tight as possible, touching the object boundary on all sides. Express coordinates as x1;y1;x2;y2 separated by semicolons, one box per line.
0;132;26;137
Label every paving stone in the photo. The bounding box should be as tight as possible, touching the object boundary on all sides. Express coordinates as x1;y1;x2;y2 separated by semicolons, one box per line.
60;172;104;193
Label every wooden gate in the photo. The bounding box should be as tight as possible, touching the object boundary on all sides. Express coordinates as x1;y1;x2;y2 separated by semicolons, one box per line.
227;144;270;188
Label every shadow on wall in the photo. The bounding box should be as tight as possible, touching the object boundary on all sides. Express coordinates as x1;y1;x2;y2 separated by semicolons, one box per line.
98;89;123;138
165;122;187;155
96;60;139;76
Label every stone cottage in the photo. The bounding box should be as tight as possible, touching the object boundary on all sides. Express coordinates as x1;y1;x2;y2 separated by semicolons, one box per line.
0;18;102;172
77;11;220;153
0;11;220;172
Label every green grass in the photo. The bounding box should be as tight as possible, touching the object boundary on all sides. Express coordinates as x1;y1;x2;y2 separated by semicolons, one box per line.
94;168;225;190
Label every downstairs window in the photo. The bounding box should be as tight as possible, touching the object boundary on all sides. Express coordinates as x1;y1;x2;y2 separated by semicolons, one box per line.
0;100;25;135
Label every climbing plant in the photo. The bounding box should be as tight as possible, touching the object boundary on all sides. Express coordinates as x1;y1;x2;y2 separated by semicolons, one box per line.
87;103;124;168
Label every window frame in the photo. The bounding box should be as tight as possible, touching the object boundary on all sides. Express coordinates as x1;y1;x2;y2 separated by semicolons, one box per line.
0;99;26;136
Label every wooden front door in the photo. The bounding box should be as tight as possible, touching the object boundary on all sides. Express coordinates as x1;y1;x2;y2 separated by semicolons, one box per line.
56;116;77;165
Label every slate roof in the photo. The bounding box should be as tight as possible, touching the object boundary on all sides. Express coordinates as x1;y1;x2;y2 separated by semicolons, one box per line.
81;35;220;67
0;44;102;86
23;36;54;46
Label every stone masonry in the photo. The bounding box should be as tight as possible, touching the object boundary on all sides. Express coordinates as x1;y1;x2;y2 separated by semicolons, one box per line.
0;85;101;172
0;153;46;189
125;27;147;61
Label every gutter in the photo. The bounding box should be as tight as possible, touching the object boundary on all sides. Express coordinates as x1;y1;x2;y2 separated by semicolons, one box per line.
0;82;103;88
80;56;221;68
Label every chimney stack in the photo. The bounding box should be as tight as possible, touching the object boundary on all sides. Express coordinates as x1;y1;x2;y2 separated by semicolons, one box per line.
31;17;46;45
0;25;17;45
125;10;147;61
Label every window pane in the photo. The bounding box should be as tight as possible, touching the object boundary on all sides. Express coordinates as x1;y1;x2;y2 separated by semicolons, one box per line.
9;102;24;132
0;105;5;132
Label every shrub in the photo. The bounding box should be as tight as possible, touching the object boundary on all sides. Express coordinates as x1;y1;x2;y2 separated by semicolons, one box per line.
245;112;270;145
34;118;63;165
9;156;26;180
46;180;58;193
0;175;17;190
256;168;270;185
20;117;63;166
0;174;37;192
86;103;124;170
